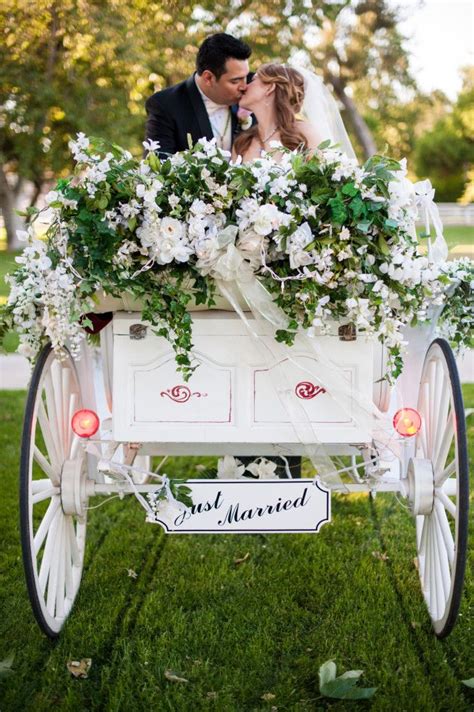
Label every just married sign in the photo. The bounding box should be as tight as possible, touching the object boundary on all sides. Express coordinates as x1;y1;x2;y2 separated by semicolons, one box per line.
151;479;331;534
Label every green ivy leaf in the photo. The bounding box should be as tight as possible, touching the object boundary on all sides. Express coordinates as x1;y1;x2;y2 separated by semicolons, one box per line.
318;660;377;700
0;653;14;678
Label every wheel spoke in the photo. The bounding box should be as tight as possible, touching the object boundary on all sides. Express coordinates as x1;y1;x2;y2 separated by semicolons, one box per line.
434;414;454;475
46;519;61;617
66;392;79;457
55;517;66;620
432;509;451;602
433;380;450;463
427;360;438;454
428;521;441;621
44;371;64;462
37;400;61;471
33;497;61;555
66;516;81;568
434;499;455;566
64;519;75;601
435;459;456;488
38;506;60;594
435;488;456;518
33;446;58;485
32;485;60;504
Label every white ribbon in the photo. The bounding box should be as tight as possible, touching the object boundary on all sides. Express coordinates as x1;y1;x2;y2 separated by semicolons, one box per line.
414;179;448;263
213;259;400;486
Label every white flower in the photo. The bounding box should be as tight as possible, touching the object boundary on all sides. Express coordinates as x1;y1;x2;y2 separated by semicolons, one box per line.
45;190;59;204
237;228;265;265
339;226;350;241
253;204;283;236
142;138;160;152
216;455;246;479
286;222;314;269
245;457;278;479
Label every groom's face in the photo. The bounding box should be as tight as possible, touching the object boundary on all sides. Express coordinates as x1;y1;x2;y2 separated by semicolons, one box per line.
201;58;250;105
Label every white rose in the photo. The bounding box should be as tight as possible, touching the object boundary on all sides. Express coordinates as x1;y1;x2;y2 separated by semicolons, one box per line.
160;217;185;241
253;204;282;236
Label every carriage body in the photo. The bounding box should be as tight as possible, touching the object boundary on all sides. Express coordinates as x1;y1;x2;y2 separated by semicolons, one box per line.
20;305;469;640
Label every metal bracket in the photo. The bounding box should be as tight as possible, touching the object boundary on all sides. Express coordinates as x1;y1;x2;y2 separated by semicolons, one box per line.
129;324;147;340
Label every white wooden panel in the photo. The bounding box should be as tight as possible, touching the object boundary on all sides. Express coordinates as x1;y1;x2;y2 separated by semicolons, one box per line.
112;312;374;445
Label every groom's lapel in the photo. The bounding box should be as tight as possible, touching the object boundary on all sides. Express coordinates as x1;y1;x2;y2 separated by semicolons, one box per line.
185;75;214;141
231;105;239;142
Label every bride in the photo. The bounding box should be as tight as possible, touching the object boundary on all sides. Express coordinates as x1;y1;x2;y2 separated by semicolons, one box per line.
232;63;356;162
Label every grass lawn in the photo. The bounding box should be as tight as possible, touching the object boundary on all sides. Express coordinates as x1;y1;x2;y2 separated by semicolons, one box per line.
0;387;472;711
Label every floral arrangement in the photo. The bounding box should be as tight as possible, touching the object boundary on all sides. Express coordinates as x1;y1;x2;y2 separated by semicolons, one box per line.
1;133;472;381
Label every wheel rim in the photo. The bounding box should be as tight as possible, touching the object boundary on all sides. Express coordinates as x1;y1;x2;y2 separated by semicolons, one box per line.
20;346;88;636
415;340;469;637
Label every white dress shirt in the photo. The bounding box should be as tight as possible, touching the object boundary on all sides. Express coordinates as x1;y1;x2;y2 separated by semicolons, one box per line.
195;76;232;151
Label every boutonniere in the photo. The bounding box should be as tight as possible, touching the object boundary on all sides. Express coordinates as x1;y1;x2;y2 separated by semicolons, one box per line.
237;108;253;131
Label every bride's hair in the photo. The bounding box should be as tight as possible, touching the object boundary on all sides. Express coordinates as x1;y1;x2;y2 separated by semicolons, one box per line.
233;63;307;157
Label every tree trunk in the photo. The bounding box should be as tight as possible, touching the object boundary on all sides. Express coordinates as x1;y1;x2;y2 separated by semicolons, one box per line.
326;72;378;160
0;165;25;251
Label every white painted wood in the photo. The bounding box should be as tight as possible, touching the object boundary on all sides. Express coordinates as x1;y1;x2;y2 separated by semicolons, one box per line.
112;312;374;445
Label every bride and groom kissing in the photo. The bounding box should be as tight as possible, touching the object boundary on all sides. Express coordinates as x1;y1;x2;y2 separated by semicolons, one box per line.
144;32;326;163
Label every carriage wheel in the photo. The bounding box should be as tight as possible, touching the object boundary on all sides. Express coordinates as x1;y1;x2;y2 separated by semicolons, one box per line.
20;344;92;638
413;338;469;638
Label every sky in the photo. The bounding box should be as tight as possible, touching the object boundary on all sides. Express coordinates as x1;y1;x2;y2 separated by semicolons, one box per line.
395;0;473;99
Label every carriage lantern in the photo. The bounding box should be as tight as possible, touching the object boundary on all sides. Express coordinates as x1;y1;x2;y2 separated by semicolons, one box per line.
393;408;422;437
71;409;100;438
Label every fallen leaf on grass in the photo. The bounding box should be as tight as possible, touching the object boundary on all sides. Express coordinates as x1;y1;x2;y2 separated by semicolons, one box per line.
126;568;138;579
372;550;389;561
234;552;250;566
318;659;377;700
413;557;420;571
462;678;474;688
164;669;189;683
261;692;276;701
67;659;92;679
207;691;218;699
0;654;14;677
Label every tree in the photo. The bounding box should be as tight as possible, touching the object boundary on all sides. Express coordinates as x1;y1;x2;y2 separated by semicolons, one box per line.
414;67;474;201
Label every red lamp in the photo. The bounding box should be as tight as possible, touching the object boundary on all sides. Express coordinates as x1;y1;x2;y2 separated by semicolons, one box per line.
71;409;100;438
393;408;422;437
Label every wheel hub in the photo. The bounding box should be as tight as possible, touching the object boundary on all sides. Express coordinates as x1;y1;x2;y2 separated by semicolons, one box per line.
407;458;435;515
61;454;94;516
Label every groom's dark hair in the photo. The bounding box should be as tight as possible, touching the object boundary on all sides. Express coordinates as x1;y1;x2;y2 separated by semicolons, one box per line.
196;33;251;79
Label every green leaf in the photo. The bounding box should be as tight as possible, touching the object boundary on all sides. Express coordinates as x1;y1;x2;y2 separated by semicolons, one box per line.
317;139;332;150
341;182;358;197
462;678;474;688
356;220;372;234
0;653;14;677
318;660;376;700
384;218;399;229
378;234;391;255
318;660;337;687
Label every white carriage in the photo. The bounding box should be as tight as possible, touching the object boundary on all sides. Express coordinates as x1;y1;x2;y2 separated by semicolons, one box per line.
20;302;469;639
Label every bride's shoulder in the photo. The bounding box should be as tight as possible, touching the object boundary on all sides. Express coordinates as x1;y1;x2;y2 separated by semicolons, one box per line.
296;119;322;148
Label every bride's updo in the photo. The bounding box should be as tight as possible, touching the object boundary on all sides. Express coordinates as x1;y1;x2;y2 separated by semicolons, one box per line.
234;63;308;156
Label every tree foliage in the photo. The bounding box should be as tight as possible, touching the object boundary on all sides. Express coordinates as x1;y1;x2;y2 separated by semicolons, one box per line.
414;68;474;201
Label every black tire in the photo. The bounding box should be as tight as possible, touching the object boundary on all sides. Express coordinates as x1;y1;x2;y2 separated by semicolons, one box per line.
415;338;469;638
20;344;87;638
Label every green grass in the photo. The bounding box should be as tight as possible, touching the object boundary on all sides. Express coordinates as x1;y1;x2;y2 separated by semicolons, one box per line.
0;388;472;711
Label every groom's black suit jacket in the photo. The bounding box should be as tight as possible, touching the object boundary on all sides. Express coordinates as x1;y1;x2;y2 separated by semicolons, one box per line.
145;74;242;156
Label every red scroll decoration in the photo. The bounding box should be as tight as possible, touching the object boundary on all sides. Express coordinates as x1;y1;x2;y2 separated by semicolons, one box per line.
295;381;326;400
160;385;208;403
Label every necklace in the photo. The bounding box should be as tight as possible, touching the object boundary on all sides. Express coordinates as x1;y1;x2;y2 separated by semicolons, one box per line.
258;126;278;146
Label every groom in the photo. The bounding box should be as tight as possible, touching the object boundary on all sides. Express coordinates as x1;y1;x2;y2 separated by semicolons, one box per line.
145;33;252;155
